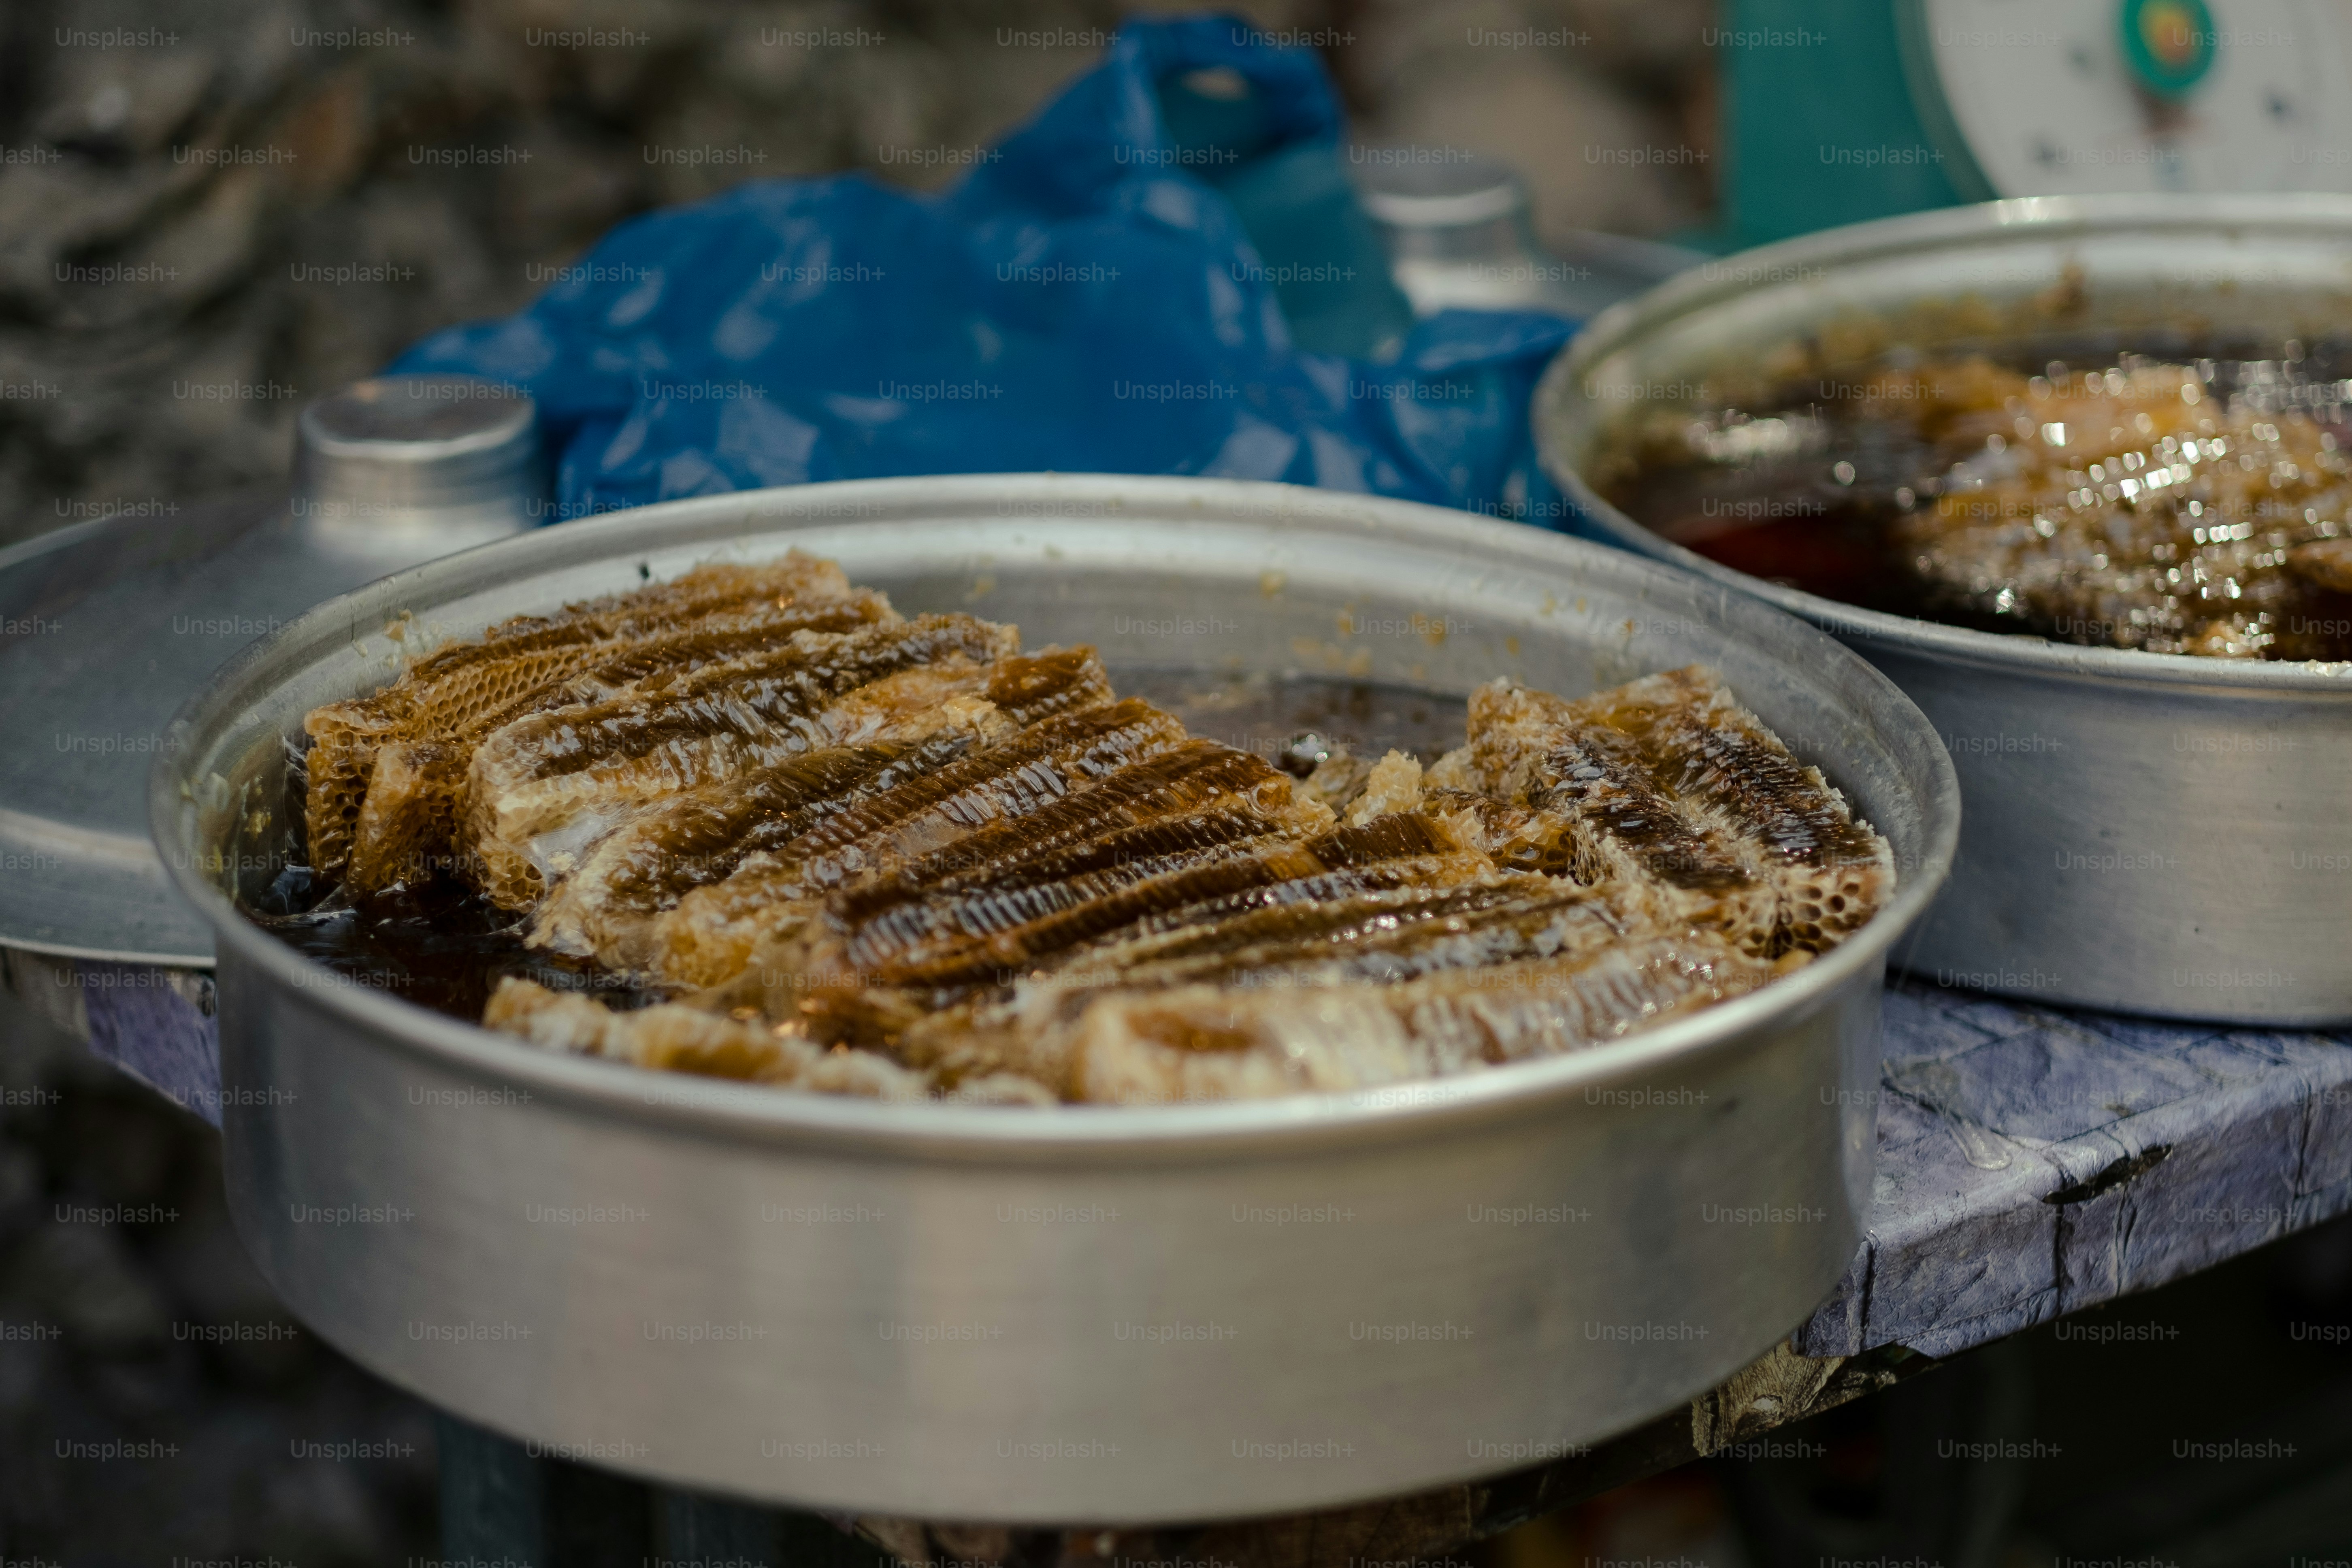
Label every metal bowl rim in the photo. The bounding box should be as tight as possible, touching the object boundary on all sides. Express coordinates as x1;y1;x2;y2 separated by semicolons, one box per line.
1536;193;2352;692
151;472;1957;1159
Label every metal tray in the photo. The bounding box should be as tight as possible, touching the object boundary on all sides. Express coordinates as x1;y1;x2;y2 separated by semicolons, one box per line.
152;473;1957;1523
0;375;538;970
1536;195;2352;1027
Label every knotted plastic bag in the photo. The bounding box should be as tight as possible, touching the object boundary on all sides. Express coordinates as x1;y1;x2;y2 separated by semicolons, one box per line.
392;13;1574;524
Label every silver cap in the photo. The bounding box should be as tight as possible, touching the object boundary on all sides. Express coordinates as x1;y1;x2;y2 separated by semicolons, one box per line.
1351;147;1560;318
294;375;543;556
1352;148;1530;231
1351;146;1703;320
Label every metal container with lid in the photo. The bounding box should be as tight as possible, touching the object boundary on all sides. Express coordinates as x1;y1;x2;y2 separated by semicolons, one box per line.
294;373;545;554
152;472;1958;1523
1350;147;1701;321
0;375;542;1063
1534;194;2352;1027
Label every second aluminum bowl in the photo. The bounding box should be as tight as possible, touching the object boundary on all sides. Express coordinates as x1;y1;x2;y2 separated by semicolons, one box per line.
1538;195;2352;1026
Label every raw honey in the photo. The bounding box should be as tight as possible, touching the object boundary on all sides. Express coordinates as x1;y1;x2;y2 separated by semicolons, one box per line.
262;556;1894;1104
1594;348;2352;660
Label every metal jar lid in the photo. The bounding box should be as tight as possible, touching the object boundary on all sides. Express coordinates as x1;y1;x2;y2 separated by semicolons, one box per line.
0;375;545;965
1351;145;1702;320
296;375;545;559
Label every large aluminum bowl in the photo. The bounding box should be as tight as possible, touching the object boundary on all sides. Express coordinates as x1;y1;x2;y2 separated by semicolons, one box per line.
1537;195;2352;1027
152;474;1956;1523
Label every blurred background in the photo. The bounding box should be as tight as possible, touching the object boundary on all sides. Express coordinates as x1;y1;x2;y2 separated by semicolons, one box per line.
7;2;2352;1565
0;0;1714;551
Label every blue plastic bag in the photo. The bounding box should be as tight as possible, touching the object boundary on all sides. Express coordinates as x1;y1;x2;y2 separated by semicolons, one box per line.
392;14;1575;523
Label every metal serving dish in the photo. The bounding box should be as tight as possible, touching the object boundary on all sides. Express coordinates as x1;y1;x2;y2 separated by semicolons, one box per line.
153;474;1956;1523
1536;195;2352;1027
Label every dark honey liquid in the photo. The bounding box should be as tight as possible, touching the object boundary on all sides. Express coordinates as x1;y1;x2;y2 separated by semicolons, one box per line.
1596;339;2352;659
1118;668;1466;765
249;673;1469;1023
248;864;644;1021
